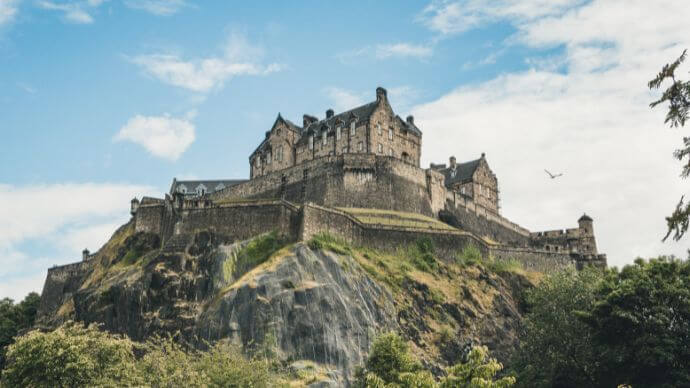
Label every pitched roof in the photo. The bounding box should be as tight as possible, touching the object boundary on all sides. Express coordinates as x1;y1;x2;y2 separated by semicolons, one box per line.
439;158;482;187
295;101;380;146
579;213;593;222
169;179;247;195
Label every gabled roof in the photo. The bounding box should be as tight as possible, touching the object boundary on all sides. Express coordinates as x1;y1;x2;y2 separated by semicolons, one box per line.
169;179;247;196
440;158;482;187
250;114;303;158
295;101;380;146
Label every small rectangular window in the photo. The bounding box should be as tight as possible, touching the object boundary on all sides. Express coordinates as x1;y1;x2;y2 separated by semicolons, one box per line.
309;136;314;150
389;148;393;157
388;128;393;140
342;146;348;154
323;132;327;146
350;122;356;136
267;152;271;164
377;123;382;136
336;126;341;140
377;144;383;154
357;141;363;152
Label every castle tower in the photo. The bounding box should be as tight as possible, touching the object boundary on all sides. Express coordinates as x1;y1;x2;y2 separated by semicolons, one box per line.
82;248;90;261
131;197;140;216
577;214;597;255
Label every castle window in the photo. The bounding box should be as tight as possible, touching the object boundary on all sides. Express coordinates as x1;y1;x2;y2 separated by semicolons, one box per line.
377;143;383;154
322;131;327;146
350;121;356;136
178;184;188;194
342;146;348;154
309;135;314;150
357;141;363;152
377;123;382;136
389;148;394;157
215;183;225;191
195;184;207;196
266;152;271;164
388;128;393;140
336;126;341;140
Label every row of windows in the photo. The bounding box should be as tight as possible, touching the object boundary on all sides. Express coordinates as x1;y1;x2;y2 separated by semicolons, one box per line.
376;123;394;140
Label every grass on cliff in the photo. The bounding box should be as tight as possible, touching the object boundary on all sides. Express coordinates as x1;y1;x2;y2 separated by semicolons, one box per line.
456;243;526;275
232;231;288;280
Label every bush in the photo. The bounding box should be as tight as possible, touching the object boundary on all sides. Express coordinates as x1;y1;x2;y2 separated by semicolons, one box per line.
456;244;483;267
234;231;286;279
440;346;515;388
486;257;524;274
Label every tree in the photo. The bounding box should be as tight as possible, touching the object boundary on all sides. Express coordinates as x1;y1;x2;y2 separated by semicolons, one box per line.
440;346;515;388
0;322;141;387
579;257;690;387
0;292;41;370
511;267;603;388
649;49;690;241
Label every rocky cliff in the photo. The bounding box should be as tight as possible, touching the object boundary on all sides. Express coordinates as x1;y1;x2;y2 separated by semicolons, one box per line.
37;220;538;385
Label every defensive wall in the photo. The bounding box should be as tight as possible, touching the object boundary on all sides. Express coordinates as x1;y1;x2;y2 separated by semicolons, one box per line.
207;154;446;219
37;259;95;320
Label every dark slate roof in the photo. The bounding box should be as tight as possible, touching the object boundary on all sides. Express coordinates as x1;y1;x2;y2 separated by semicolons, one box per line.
169;179;247;195
295;101;380;146
579;213;593;222
395;115;422;136
439;158;482;187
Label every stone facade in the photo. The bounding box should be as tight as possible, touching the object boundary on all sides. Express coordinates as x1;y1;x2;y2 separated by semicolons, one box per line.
250;87;422;179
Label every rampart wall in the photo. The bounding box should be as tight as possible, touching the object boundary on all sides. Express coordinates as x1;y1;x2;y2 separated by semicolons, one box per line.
176;200;301;242
209;154;445;218
37;260;95;320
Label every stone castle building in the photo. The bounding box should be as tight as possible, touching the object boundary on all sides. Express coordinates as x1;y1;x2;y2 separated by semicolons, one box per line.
56;87;606;297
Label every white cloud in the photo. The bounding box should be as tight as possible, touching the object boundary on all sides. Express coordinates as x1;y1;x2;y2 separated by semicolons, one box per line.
376;43;432;59
114;111;196;161
129;33;284;93
37;0;106;24
413;0;690;267
0;182;157;300
0;0;19;26
124;0;187;16
419;0;586;36
325;87;368;112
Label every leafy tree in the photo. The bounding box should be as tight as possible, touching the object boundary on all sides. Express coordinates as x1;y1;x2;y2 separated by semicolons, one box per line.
0;322;141;387
649;49;690;241
511;267;603;388
441;346;515;388
0;292;41;370
580;257;690;387
354;332;426;387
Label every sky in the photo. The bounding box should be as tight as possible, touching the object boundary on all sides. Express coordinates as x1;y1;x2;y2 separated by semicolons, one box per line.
1;0;689;301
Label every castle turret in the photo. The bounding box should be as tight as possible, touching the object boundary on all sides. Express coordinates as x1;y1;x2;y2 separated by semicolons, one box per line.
376;86;387;102
449;156;456;169
577;213;597;254
326;109;334;118
82;248;90;261
131;197;140;216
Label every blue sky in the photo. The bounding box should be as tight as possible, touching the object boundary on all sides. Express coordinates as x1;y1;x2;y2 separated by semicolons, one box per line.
1;0;689;300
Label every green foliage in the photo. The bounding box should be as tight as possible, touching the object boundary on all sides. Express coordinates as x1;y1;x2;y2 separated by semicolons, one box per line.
0;292;40;371
234;231;286;279
355;332;514;388
1;322;141;387
511;267;602;387
580;257;690;387
485;257;523;274
440;346;515;388
308;233;353;256
513;258;690;387
649;49;690;240
410;238;438;272
456;244;482;267
1;322;281;387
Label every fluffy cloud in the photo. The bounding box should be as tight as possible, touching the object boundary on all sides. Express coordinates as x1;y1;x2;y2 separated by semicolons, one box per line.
124;0;187;16
413;0;690;267
0;182;156;300
130;33;284;93
114;111;196;161
376;43;432;59
419;0;587;35
0;0;19;26
37;0;107;24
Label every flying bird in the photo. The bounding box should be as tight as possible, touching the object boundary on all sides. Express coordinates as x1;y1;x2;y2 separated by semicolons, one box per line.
544;169;563;179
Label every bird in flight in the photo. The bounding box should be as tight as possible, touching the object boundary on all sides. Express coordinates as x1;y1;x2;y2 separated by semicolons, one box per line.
544;169;563;179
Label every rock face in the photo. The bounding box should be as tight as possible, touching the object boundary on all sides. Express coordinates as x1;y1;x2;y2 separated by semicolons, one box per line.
38;224;534;384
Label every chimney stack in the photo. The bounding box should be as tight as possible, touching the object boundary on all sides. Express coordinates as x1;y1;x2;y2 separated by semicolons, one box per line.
406;115;414;125
303;114;318;128
376;86;387;101
450;156;456;168
82;248;90;261
326;109;334;118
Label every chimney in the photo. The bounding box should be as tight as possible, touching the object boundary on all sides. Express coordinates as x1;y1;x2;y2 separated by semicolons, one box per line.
450;156;456;168
82;248;90;261
376;86;387;101
326;109;334;118
481;152;486;159
130;197;139;216
303;114;318;128
406;115;414;125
